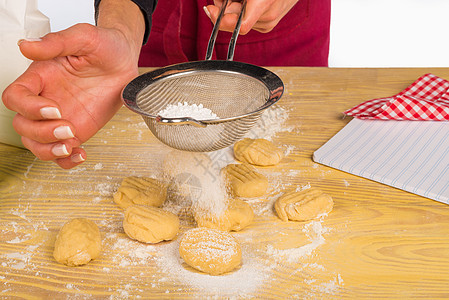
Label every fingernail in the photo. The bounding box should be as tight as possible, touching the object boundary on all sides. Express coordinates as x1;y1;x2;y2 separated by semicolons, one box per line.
40;107;62;119
52;144;69;157
54;126;74;140
18;38;42;46
203;6;211;19
71;153;85;163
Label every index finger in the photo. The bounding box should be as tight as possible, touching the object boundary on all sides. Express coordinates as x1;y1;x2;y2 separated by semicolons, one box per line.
206;2;251;34
2;69;62;121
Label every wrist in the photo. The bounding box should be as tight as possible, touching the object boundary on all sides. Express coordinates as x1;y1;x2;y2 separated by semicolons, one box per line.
96;0;145;58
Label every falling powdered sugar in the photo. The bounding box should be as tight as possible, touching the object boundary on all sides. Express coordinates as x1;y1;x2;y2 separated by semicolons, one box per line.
162;150;228;218
158;102;218;120
245;104;293;140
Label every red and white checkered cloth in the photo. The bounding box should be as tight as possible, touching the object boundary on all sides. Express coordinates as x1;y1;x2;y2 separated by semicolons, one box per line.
344;73;449;120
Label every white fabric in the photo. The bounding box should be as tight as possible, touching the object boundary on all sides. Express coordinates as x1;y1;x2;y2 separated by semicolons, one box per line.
0;0;50;148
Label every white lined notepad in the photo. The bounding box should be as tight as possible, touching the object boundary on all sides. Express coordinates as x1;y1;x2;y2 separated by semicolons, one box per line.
313;119;449;204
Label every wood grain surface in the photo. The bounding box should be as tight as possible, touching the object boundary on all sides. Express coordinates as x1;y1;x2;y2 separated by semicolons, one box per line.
1;67;449;299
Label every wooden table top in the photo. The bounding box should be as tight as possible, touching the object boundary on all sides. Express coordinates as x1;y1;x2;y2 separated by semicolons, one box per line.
1;67;449;299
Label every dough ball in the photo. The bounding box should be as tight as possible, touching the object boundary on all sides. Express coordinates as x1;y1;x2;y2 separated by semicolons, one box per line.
113;176;167;210
179;227;241;275
123;205;179;243
275;188;333;222
233;138;283;166
53;218;101;267
194;198;254;232
222;163;268;198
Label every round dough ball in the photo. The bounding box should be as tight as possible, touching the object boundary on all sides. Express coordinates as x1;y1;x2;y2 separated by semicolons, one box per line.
233;138;283;166
53;218;101;267
194;198;254;232
123;205;179;243
179;228;241;275
275;188;333;222
113;176;167;210
222;163;268;198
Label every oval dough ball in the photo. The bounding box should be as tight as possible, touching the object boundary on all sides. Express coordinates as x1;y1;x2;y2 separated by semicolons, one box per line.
275;188;333;222
53;218;101;267
113;176;167;210
123;205;179;243
233;138;283;166
179;228;241;275
222;163;268;198
194;198;254;232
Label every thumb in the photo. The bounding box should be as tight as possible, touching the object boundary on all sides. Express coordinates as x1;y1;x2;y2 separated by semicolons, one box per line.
18;23;98;61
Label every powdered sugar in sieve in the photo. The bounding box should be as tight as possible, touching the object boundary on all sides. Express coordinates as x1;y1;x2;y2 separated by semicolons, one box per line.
158;102;218;120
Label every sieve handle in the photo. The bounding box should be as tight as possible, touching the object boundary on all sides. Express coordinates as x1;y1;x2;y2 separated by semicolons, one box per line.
227;0;247;61
205;0;247;61
205;0;228;61
155;116;207;128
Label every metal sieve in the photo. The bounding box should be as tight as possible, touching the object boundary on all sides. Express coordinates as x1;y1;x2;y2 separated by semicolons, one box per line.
122;0;284;152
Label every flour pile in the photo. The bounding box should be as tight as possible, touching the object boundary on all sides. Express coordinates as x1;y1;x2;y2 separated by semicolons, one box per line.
158;102;218;120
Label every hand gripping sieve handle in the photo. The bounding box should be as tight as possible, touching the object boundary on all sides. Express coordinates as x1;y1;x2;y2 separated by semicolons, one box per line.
205;0;247;61
155;116;208;128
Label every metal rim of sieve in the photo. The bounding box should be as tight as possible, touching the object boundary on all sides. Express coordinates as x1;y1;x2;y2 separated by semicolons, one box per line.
121;60;284;126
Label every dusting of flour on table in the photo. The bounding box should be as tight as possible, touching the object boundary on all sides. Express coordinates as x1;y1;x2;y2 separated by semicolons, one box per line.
266;220;328;263
155;241;271;297
0;104;345;298
101;233;269;297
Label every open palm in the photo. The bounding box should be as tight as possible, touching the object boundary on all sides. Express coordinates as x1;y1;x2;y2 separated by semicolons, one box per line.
3;23;140;168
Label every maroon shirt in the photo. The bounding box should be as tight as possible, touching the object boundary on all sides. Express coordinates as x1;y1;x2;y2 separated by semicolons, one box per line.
138;0;330;67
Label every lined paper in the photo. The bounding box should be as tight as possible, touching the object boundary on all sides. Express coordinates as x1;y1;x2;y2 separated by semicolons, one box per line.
313;119;449;204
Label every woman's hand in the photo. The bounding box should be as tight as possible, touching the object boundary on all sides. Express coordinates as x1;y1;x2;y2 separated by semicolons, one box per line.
2;0;145;169
204;0;299;34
